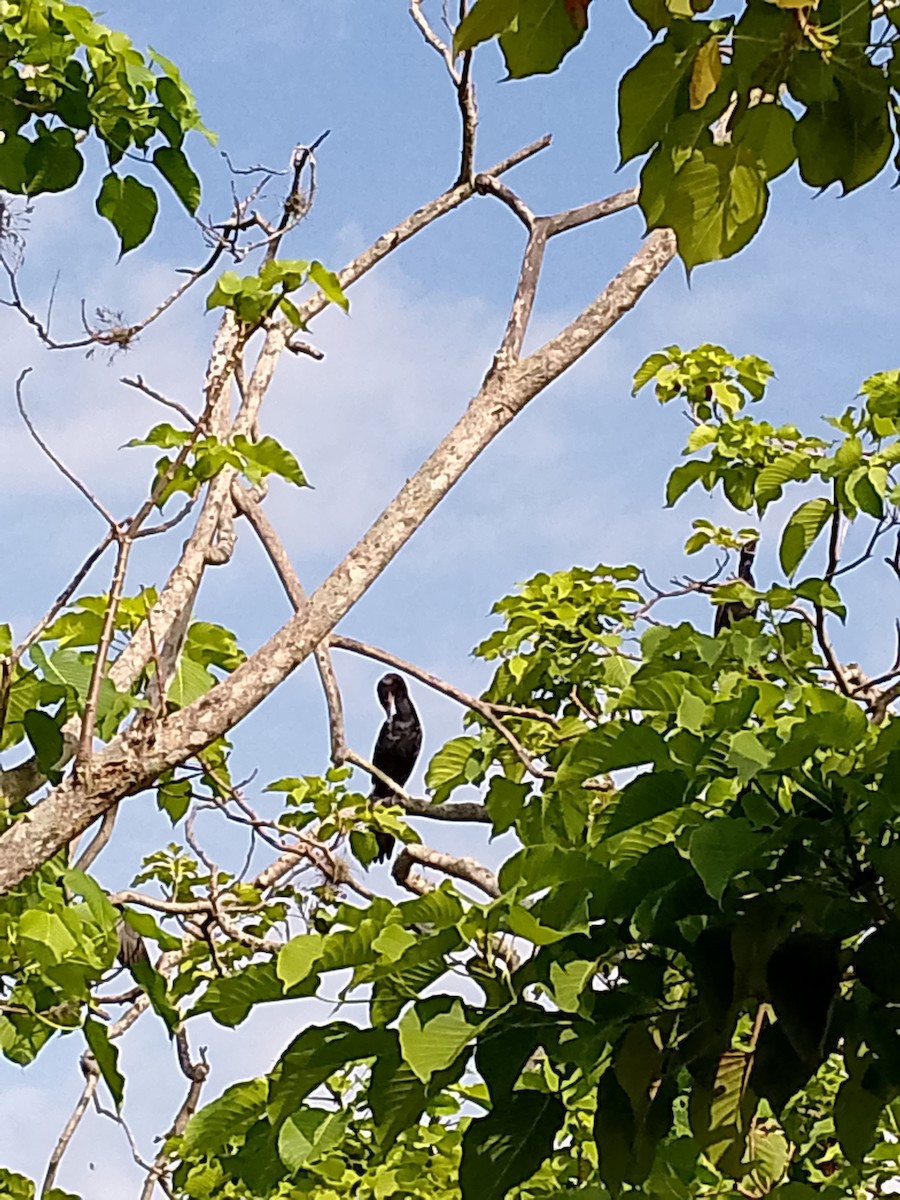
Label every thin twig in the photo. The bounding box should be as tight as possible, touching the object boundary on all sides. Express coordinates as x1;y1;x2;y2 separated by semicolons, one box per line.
16;368;118;527
121;376;198;426
330;634;553;778
11;531;114;666
41;1053;100;1196
75;537;132;782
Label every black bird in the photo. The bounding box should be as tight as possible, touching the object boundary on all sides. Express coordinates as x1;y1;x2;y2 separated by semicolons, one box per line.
370;673;422;863
714;539;759;635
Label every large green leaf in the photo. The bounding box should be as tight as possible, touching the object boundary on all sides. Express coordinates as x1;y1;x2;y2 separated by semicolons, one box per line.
268;1024;393;1125
152;144;201;213
454;0;520;52
399;997;485;1082
96;172;159;254
778;498;834;578
83;1018;125;1111
182;1077;268;1155
619;39;694;162
688;817;758;903
459;1090;566;1200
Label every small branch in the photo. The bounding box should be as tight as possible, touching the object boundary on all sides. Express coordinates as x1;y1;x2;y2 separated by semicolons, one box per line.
330;634;552;778
495;224;548;366
75;537;132;784
825;484;842;581
815;607;852;697
41;1052;100;1196
121;375;198;426
409;0;478;183
544;187;640;236
16;368;118;527
11;530;114;667
230;481;346;761
72;806;118;873
287;135;551;332
474;175;535;231
393;843;500;898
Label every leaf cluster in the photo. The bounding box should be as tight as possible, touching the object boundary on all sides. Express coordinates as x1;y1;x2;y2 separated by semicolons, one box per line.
0;0;211;251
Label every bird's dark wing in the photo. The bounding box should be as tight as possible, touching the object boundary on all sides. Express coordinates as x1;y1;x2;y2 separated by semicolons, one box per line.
371;717;421;797
370;706;422;862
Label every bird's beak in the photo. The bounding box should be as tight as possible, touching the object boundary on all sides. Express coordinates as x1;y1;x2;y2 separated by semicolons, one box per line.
386;694;396;721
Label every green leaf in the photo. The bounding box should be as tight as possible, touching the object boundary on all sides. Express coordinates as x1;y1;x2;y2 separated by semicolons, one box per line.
308;261;349;312
454;0;519;53
277;1108;347;1170
84;1018;125;1110
642;138;768;268
460;1090;566;1200
425;735;480;800
182;1077;268;1155
96;173;159;254
689;1049;755;1171
688;817;758;903
619;40;694;162
497;0;590;78
23;709;63;776
733;105;797;180
834;1075;890;1164
369;1033;467;1147
689;37;721;111
128;959;180;1034
485;775;530;834
795;75;892;194
0;133;30;193
18;909;77;962
555;721;668;788
152;145;201;213
855;923;900;1003
779;498;834;578
595;1069;636;1194
62;869;119;931
232;435;308;488
24;127;84;195
156;776;192;824
605;770;687;838
277;934;324;989
398;997;483;1082
268;1024;393;1125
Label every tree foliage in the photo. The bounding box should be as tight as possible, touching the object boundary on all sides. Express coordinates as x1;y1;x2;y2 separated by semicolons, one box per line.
1;3;899;1199
457;0;900;264
0;0;210;251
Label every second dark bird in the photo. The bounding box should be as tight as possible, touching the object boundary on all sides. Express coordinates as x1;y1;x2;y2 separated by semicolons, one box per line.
714;539;759;635
370;673;422;863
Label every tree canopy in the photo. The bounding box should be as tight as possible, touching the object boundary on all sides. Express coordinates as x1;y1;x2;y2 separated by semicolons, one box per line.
458;0;900;264
0;2;898;1199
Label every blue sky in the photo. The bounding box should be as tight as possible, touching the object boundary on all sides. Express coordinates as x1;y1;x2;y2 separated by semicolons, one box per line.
0;2;897;1193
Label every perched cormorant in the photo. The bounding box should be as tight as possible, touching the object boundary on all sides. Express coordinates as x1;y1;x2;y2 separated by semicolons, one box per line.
370;673;422;863
714;540;759;635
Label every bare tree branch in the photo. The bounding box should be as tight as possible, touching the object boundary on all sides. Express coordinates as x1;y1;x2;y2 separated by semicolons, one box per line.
0;227;675;893
393;843;500;898
41;1052;100;1196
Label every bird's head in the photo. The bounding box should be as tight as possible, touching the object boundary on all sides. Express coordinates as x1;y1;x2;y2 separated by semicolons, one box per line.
377;673;406;720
